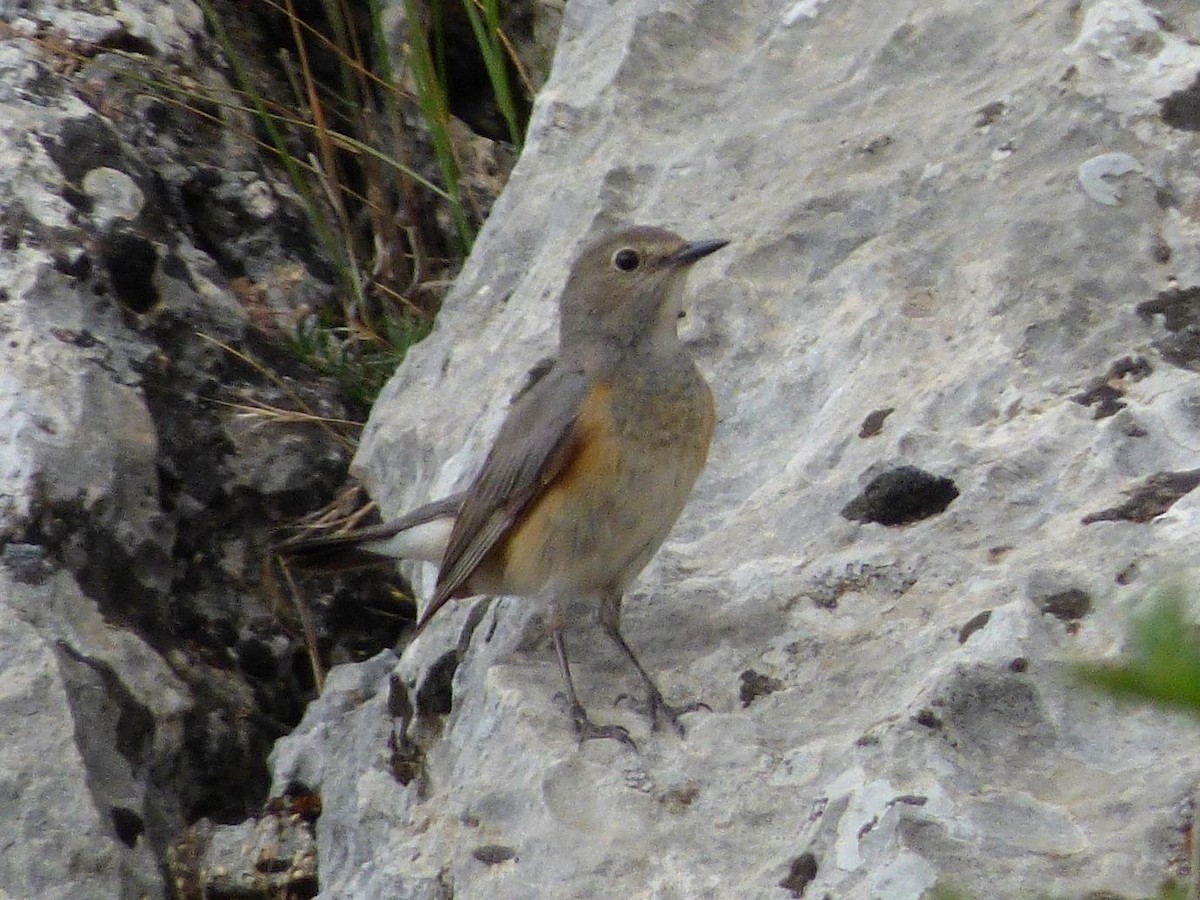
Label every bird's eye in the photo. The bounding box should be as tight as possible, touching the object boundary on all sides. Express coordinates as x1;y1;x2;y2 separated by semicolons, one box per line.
612;248;641;271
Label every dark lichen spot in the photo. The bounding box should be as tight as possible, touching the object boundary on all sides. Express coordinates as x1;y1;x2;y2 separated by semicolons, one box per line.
1161;73;1200;131
1137;287;1200;370
812;592;839;611
1009;657;1029;673
857;135;893;155
841;466;959;526
958;610;992;644
858;407;894;438
1082;469;1200;524
974;101;1006;127
739;669;785;707
473;844;518;865
779;851;818;897
1152;234;1171;263
1139;288;1200;331
913;709;943;730
1071;356;1152;418
658;783;700;811
1036;588;1092;621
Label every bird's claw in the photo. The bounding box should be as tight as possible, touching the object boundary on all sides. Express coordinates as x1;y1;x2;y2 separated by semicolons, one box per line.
617;690;710;735
569;702;637;750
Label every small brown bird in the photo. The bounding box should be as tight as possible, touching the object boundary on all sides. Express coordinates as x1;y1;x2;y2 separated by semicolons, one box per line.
281;226;727;746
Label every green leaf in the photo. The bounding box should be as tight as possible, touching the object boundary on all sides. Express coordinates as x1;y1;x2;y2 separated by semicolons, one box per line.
1076;585;1200;716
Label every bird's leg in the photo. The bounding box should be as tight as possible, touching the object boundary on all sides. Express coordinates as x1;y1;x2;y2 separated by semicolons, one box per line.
548;602;635;749
598;591;709;735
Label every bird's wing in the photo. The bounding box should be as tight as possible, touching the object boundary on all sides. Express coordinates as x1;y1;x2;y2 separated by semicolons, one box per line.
416;364;589;631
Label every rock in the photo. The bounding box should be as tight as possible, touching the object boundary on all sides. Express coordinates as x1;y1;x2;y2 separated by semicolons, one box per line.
0;1;382;896
271;0;1200;898
197;814;318;899
0;567;184;900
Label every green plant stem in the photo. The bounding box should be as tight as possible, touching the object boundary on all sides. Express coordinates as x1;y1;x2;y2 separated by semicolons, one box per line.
402;0;473;251
196;0;368;311
461;0;523;149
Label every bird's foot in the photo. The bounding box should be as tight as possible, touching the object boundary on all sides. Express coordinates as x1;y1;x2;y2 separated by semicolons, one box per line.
568;702;637;750
618;688;711;736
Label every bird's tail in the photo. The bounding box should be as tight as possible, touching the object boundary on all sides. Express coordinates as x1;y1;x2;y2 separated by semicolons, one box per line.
275;493;463;573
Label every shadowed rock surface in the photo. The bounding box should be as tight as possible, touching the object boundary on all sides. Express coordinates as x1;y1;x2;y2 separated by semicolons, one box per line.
0;1;402;896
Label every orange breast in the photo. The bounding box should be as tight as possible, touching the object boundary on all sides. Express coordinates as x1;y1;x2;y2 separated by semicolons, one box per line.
491;372;713;598
495;382;620;594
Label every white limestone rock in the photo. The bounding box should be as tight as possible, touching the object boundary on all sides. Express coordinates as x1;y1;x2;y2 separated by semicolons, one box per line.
279;0;1200;897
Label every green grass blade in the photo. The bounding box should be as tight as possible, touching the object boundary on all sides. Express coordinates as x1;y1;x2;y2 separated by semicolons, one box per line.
401;0;473;250
461;0;523;149
195;0;367;309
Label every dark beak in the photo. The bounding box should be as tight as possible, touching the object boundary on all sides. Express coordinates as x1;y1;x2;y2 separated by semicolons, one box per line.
671;239;729;265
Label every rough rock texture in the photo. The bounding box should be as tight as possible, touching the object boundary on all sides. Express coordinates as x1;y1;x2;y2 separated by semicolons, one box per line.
0;1;381;896
270;0;1200;898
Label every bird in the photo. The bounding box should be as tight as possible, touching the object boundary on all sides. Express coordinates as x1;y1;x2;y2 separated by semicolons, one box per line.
280;225;728;747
